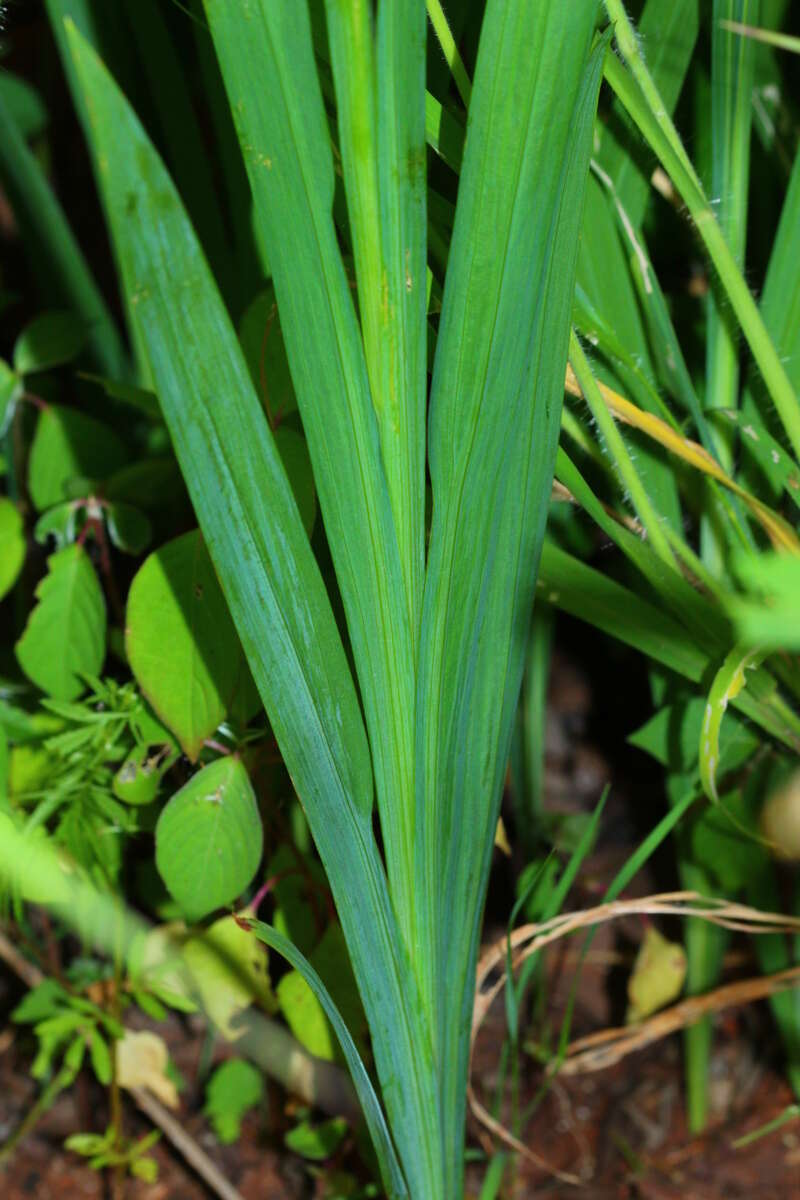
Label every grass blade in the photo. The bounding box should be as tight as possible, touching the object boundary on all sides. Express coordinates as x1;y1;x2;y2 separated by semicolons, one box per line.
246;918;407;1197
65;27;441;1194
703;0;758;574
325;0;427;641
118;0;238;310
202;1;420;961
603;8;800;463
417;10;605;1189
599;0;699;228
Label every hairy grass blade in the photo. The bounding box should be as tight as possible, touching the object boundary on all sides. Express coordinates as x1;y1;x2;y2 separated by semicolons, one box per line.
599;0;699;227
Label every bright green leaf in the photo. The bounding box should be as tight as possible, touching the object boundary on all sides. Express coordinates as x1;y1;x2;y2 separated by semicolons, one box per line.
126;531;250;759
34;501;82;548
203;1058;264;1143
183;911;277;1037
88;1027;112;1085
285;1116;348;1162
0;498;25;599
155;757;263;922
15;545;106;699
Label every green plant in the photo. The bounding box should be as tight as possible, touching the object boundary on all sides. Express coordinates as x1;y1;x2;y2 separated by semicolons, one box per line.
28;2;607;1194
2;0;800;1194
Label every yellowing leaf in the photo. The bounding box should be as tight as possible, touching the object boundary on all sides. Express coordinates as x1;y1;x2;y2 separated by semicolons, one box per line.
761;769;800;862
564;364;800;554
183;913;277;1040
116;1030;178;1108
626;925;687;1023
494;817;511;856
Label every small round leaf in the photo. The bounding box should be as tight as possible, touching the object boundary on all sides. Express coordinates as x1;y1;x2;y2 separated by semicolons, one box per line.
155;757;263;922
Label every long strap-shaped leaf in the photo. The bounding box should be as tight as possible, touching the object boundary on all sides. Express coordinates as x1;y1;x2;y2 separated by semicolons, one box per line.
202;0;419;955
65;26;440;1197
325;0;427;646
416;7;605;1188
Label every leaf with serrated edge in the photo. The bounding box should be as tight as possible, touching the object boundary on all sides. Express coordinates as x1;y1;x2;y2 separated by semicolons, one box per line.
15;545;105;699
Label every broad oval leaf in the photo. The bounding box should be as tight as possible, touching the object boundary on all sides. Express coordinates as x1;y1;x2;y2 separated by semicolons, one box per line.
0;498;25;600
126;531;253;759
0;70;48;140
155;757;263;922
15;545;106;699
28;405;128;511
13;310;88;374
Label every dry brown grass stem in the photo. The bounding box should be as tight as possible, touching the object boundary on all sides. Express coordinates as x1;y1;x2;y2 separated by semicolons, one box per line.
558;963;800;1075
469;890;800;1181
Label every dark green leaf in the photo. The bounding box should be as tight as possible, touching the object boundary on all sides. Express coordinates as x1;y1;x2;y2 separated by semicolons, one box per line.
105;502;152;555
238;284;297;422
28;405;128;511
13;310;88;374
0;70;48;139
0;360;22;435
